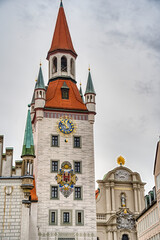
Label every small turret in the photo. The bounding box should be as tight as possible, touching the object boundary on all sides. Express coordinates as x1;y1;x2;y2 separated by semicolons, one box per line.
84;69;96;123
34;64;46;120
21;105;35;198
79;83;84;103
30;81;36;121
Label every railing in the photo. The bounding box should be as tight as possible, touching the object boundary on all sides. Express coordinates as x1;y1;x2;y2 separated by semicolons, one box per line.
96;214;106;221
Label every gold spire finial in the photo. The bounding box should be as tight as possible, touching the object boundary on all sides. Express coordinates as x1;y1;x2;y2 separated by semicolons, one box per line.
88;65;90;71
80;82;82;86
117;156;125;166
40;60;42;66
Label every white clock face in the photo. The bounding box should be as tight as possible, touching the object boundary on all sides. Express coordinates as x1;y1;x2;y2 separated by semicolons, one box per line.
115;170;130;181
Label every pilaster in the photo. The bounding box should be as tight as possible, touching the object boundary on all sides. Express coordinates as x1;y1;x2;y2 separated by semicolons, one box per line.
0;135;3;176
105;183;111;213
133;184;138;214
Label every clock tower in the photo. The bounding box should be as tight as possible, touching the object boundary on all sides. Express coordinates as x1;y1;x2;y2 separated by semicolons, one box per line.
30;1;97;240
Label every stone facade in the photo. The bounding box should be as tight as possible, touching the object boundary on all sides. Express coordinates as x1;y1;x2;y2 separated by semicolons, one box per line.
96;165;145;240
136;140;160;240
0;179;23;240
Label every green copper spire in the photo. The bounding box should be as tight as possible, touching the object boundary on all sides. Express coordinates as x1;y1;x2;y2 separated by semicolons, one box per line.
31;80;37;105
22;105;35;157
85;69;96;95
35;65;45;90
79;83;84;103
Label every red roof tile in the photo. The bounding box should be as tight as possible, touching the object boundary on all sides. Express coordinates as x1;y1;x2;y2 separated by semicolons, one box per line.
30;176;38;201
45;80;87;111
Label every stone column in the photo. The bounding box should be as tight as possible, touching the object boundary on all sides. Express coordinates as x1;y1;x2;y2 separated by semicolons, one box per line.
113;231;117;240
138;185;142;212
133;184;138;213
105;183;111;213
20;198;30;240
111;183;115;212
107;231;112;240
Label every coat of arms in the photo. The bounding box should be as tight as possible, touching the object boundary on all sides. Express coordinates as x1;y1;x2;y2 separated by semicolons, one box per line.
55;161;78;198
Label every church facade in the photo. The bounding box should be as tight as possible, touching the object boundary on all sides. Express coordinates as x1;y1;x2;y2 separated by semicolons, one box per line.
96;157;145;240
0;2;97;240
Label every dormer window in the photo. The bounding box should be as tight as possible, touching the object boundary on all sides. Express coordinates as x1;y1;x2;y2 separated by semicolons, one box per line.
53;57;57;73
61;81;69;99
61;56;67;72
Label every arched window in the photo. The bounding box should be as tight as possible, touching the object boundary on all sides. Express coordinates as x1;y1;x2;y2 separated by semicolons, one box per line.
40;91;42;98
61;56;67;72
70;58;75;76
90;95;92;101
122;234;129;240
121;193;126;207
53;57;57;73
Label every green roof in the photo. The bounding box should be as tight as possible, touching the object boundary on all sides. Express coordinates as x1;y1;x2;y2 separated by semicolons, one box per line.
61;81;69;89
79;85;84;103
35;66;45;90
85;70;96;95
31;91;35;104
22;106;35;157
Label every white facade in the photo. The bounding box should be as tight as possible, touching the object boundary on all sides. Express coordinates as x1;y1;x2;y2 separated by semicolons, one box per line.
31;113;96;239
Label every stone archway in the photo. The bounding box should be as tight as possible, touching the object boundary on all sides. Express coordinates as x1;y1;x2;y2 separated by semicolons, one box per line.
122;234;129;240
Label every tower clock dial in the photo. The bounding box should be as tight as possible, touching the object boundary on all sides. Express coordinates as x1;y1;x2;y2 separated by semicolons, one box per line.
58;117;75;135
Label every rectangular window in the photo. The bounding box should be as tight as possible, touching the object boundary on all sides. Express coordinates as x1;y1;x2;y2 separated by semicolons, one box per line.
51;186;58;199
63;212;70;223
61;210;72;226
74;136;81;148
49;210;57;225
76;210;84;226
75;187;82;200
52;135;59;147
51;160;59;172
74;161;81;173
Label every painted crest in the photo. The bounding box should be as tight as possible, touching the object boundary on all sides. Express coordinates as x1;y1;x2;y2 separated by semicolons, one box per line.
55;161;78;198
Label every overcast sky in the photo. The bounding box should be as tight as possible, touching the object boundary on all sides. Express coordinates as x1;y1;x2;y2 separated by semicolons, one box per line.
0;0;160;194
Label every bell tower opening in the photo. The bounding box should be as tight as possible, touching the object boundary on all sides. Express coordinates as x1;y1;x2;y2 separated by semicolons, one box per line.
53;57;57;73
61;56;67;72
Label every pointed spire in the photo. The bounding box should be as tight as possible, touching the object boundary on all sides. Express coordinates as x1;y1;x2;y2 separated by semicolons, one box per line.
35;65;45;90
79;83;84;102
31;80;37;105
22;105;35;157
60;0;63;8
85;69;96;95
47;2;77;59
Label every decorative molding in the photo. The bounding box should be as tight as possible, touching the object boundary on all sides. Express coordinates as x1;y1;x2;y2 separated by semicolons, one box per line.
117;210;135;230
114;187;132;191
115;170;130;181
4;186;13;195
44;111;88;121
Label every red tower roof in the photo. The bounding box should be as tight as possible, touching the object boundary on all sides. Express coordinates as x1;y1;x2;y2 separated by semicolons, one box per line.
47;2;77;59
45;80;87;111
